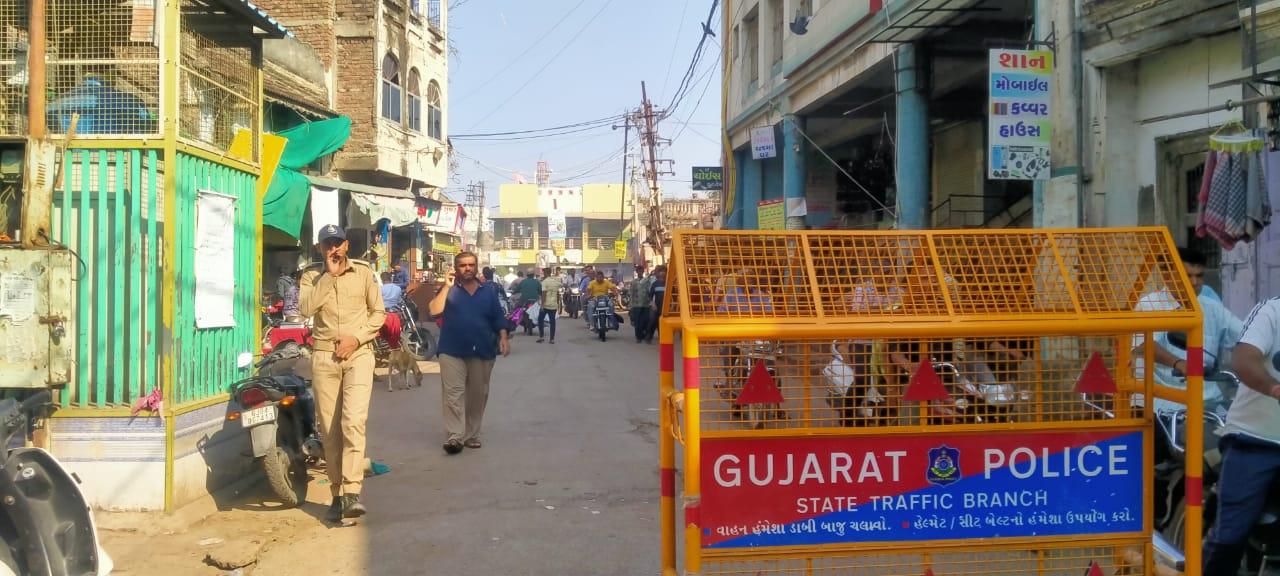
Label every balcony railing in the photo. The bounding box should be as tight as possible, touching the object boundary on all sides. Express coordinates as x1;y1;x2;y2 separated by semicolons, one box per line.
497;237;533;250
586;237;617;250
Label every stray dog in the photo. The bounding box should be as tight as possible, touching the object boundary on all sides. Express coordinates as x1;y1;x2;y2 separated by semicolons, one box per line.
386;346;424;391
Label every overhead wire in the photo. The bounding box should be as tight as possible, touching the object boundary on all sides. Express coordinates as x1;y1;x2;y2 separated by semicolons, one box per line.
455;0;592;101
450;114;624;139
462;0;620;131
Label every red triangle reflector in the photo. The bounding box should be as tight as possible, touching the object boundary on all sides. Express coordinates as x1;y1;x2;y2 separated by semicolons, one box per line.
905;359;949;402
1086;561;1104;576
736;361;784;405
923;569;936;576
1075;352;1117;394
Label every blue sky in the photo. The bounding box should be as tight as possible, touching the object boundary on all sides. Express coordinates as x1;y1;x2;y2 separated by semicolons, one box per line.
445;0;723;207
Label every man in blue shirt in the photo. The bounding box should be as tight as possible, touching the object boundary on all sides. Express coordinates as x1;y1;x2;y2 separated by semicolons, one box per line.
428;251;510;455
391;261;410;291
379;271;403;311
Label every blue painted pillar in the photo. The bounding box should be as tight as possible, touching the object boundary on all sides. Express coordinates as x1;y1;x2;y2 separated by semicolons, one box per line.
782;115;807;229
741;152;763;229
894;43;930;230
726;150;746;229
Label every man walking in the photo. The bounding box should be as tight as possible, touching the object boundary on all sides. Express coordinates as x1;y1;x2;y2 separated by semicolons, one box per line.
299;225;386;523
537;267;562;343
646;265;667;343
429;251;510;455
627;265;654;343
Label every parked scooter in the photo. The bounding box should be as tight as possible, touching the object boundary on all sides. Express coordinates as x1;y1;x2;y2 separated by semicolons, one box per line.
228;343;321;508
0;389;113;576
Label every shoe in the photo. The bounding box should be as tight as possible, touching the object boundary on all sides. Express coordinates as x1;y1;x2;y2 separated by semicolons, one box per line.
341;494;366;519
443;439;463;455
549;340;555;344
536;338;545;343
464;438;482;449
325;496;343;522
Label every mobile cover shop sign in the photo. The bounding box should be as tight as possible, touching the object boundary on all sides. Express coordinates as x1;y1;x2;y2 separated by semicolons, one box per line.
989;49;1052;181
699;431;1142;549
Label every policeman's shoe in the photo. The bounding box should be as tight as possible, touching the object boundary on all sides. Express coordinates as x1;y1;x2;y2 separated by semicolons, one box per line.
325;497;343;522
342;494;366;519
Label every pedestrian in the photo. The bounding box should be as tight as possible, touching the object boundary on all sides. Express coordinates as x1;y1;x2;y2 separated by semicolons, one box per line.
509;270;525;295
299;224;386;522
392;261;410;291
428;252;511;455
537;267;562;343
515;269;543;335
503;268;518;288
646;265;667;343
380;271;403;311
627;265;654;343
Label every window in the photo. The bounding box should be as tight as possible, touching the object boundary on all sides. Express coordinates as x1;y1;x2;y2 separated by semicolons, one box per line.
428;0;442;28
744;7;760;84
771;0;783;65
381;53;402;123
427;80;443;140
407;68;422;131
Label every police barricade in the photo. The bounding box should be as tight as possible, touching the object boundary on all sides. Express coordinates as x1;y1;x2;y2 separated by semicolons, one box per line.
657;228;1204;576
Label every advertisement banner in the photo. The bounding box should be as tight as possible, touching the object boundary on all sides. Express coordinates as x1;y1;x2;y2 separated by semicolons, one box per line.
700;430;1143;549
988;49;1053;180
548;209;567;241
613;239;628;261
692;167;724;191
751;127;777;160
757;198;785;230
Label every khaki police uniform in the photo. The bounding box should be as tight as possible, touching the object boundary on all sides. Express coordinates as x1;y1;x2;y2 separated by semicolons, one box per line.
299;259;386;497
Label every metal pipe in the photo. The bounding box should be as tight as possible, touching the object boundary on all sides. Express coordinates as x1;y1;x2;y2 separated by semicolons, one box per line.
1139;94;1280;125
28;0;45;139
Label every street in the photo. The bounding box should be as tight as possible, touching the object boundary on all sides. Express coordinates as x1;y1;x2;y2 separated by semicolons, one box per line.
99;319;662;575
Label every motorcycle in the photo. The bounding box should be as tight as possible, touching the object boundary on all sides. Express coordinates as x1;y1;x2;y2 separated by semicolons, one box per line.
375;301;437;365
563;286;582;319
228;343;321;508
590;296;619;342
720;340;788;429
0;390;113;576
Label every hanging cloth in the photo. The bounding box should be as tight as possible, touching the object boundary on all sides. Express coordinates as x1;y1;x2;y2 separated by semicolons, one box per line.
1197;122;1269;250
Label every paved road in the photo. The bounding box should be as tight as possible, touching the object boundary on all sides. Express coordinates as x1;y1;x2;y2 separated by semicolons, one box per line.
102;317;664;575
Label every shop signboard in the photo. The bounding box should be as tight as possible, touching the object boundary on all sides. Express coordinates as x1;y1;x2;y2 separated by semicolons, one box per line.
614;240;628;261
757;199;785;230
751;127;777;160
699;431;1142;549
988;49;1053;181
692;167;724;191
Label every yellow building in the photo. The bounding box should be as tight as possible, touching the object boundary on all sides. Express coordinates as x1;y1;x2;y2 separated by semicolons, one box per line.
489;183;635;271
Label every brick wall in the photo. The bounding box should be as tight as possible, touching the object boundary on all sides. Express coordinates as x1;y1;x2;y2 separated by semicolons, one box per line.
254;0;338;67
335;37;377;162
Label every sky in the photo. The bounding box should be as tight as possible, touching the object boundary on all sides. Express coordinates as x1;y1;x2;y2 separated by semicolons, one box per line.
444;0;724;209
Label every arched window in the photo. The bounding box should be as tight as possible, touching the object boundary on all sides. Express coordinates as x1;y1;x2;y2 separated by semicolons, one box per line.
407;68;422;132
380;53;401;123
427;80;443;140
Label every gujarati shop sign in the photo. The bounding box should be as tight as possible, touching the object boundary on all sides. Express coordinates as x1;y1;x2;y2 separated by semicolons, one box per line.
988;49;1052;180
691;167;723;191
700;430;1142;549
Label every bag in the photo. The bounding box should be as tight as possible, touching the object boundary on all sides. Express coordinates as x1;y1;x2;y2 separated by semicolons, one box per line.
822;342;856;407
527;301;542;319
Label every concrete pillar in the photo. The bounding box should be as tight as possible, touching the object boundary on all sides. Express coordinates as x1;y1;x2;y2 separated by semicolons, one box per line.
1036;0;1082;228
782;115;807;230
894;43;930;230
741;154;763;229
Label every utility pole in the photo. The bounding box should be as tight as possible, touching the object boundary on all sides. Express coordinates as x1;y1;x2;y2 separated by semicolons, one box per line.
614;113;631;235
638;82;673;264
465;181;485;250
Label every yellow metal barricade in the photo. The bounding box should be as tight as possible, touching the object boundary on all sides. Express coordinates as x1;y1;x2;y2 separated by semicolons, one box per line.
658;228;1204;576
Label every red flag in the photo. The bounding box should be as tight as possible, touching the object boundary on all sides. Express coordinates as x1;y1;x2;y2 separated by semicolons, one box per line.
1086;561;1104;576
904;359;949;402
1075;352;1117;394
736;361;784;405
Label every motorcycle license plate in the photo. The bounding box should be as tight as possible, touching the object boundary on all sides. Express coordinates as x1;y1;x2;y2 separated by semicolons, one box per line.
242;404;277;427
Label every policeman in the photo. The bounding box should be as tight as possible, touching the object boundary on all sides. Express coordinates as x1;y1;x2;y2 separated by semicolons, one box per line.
299;225;386;523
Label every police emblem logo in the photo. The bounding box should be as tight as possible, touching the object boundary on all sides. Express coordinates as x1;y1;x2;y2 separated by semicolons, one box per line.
926;445;961;486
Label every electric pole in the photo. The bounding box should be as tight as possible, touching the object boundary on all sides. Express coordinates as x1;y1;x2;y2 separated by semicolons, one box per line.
638;82;673;264
465;181;485;250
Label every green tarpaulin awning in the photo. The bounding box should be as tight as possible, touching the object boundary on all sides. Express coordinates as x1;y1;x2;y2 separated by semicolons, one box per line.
263;116;352;238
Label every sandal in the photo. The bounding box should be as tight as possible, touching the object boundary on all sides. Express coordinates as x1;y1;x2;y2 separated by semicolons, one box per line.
464;439;482;449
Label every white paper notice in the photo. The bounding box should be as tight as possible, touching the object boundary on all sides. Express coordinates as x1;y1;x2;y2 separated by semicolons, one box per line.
195;190;237;329
0;273;35;322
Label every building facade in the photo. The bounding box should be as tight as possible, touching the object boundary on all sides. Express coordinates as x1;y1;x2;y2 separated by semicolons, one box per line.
721;0;1280;327
490;183;636;275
